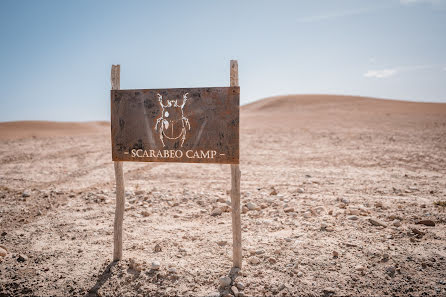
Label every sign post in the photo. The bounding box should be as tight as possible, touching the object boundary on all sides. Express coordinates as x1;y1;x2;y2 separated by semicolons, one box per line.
230;60;242;268
110;61;241;268
111;65;125;262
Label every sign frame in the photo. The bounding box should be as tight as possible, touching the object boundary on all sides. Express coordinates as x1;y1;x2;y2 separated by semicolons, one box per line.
110;87;240;164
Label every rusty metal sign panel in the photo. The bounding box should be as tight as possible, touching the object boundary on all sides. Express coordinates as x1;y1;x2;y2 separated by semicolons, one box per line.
111;87;239;164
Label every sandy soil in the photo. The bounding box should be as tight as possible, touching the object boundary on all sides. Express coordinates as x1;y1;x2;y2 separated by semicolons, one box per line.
1;95;446;296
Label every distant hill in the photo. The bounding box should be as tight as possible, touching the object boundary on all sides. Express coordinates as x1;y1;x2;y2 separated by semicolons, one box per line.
1;95;445;139
0;121;109;140
241;94;446;130
243;94;446;114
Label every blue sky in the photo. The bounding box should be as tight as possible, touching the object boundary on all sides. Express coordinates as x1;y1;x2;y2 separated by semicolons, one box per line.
0;0;445;122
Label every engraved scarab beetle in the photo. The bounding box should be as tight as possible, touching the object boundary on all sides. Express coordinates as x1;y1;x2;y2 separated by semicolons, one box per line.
154;92;190;147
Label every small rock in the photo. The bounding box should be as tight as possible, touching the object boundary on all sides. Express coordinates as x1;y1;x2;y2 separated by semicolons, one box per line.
416;220;435;227
231;285;239;296
220;205;230;212
217;240;227;247
154;243;162;252
374;201;383;208
241;205;248;214
141;210;151;217
313;206;325;214
345;241;358;247
17;254;27;262
347;215;359;220
236;282;245;290
386;266;396;277
355;264;365;272
332;251;339;258
341;198;349;204
270;188;278;195
246;202;258;211
22;190;31;198
151;261;160;270
296;187;305;193
303;211;311;218
368;218;387;227
284;207;294;213
320;223;334;232
325;226;334;232
129;258;143;271
249;257;260;265
297;271;303;277
268;257;277;264
219;276;232;287
411;228;425;236
323;287;336;295
168;267;177;273
348;209;360;216
211;207;223;216
0;247;7;257
392;220;401;227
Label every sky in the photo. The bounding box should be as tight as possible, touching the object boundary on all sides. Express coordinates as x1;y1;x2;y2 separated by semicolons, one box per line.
0;0;445;122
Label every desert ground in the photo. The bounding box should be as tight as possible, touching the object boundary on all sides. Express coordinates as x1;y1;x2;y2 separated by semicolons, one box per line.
0;95;445;296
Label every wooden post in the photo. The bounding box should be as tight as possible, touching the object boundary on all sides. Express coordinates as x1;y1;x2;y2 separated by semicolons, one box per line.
230;60;242;268
111;65;125;261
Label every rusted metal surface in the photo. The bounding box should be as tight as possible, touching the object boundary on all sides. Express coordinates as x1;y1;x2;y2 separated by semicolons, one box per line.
111;87;240;164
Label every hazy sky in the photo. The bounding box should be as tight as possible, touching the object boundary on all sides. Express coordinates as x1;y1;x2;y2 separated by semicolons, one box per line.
0;0;445;121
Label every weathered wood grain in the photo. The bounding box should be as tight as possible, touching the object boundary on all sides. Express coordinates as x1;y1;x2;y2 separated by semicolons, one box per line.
230;60;242;268
111;64;125;262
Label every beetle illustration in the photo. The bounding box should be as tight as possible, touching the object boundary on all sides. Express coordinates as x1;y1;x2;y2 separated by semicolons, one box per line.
154;92;190;147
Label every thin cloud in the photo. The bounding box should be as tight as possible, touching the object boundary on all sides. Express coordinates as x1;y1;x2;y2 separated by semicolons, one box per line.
297;7;375;23
400;0;446;8
364;64;438;78
364;69;398;78
400;0;440;4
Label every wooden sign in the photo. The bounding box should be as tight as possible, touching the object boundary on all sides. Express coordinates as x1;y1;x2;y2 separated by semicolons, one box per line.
110;61;242;269
111;87;240;164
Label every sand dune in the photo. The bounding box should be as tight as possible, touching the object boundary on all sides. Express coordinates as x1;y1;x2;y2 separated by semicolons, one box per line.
0;121;109;140
243;94;446;113
1;95;445;140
